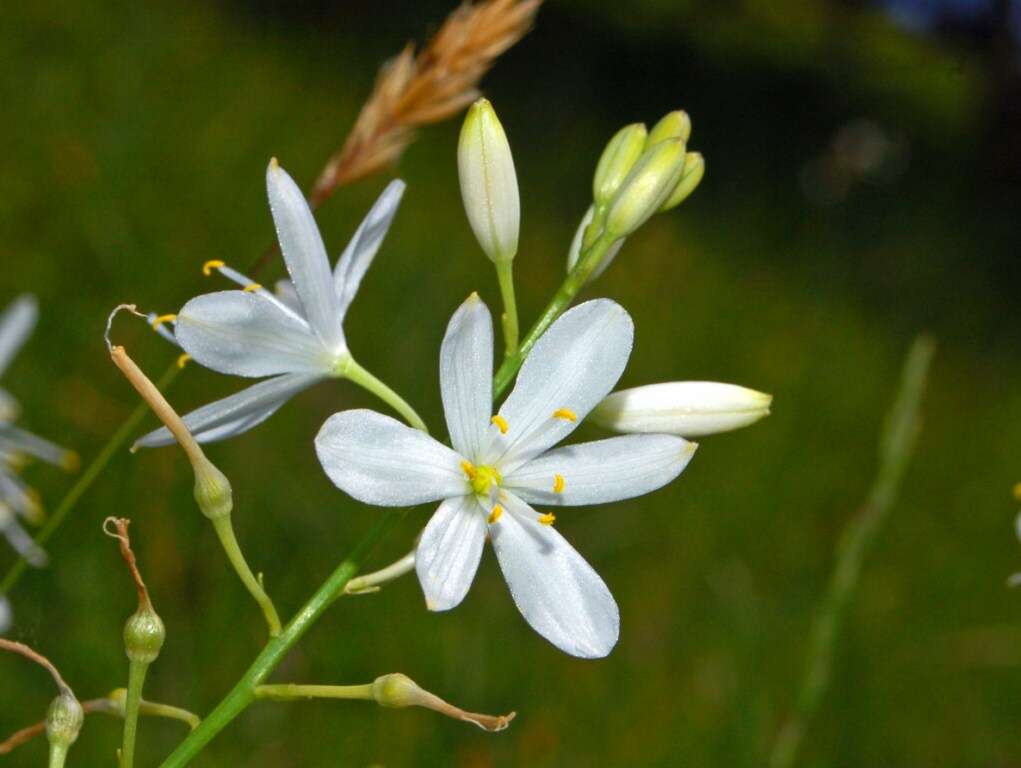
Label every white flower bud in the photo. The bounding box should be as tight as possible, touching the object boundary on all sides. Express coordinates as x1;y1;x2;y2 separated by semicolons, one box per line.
458;98;519;263
646;110;691;146
590;382;772;437
592;123;647;206
659;152;705;212
566;205;625;281
605;138;687;237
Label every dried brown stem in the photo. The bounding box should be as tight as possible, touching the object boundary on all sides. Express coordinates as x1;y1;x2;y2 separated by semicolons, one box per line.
0;639;72;697
103;517;152;610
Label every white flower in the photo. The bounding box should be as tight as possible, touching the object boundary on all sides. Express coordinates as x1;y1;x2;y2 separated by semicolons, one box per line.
136;161;408;448
315;296;697;658
0;295;76;565
590;381;772;437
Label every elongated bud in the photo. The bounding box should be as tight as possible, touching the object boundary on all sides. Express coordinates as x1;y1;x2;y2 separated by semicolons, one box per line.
590;382;772;437
371;673;515;732
458;98;519;263
605;138;687;237
646;110;691;146
566;206;625;282
659;152;705;212
593;123;647;206
45;691;83;750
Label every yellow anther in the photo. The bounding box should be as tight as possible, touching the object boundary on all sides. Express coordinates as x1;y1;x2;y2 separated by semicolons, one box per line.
151;314;177;330
243;283;263;293
552;408;577;422
202;259;225;276
460;460;477;479
1014;482;1021;502
61;451;80;473
176;353;192;369
553;474;565;494
537;512;556;526
491;415;509;434
488;505;504;524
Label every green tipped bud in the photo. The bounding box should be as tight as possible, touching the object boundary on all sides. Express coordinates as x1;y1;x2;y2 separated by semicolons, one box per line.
659;152;705;212
193;457;232;520
647;110;691;146
124;606;165;664
605;138;687;237
458;98;519;263
46;691;83;749
592;123;647;206
372;673;422;709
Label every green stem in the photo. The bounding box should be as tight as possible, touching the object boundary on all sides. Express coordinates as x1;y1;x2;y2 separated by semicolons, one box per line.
769;336;935;768
494;260;519;357
48;743;69;768
0;362;181;596
121;659;149;768
134;701;201;731
343;358;428;433
211;515;282;637
254;683;375;702
157;510;402;768
492;232;616;398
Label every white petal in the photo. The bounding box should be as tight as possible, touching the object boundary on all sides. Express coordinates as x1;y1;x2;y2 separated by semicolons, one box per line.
440;295;493;460
176;291;329;377
0;506;47;567
0;596;10;633
315;409;468;506
506;434;696;506
133;373;323;449
273;280;302;313
566;206;625;282
334;180;405;320
0;295;37;378
416;495;487;611
489;299;633;472
266;160;344;351
0;388;20;421
490;492;619;658
0;424;74;468
590;381;772;437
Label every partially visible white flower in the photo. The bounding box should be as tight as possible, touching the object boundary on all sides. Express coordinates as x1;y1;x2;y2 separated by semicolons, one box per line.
0;295;76;565
0;596;10;634
136;162;407;448
315;296;696;658
590;382;772;437
458;98;519;263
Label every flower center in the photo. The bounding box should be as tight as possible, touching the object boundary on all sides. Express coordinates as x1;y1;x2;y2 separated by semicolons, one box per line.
461;461;502;497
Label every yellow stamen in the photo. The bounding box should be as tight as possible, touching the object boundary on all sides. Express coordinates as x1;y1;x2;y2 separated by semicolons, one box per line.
243;283;263;293
1014;482;1021;502
537;512;556;526
460;460;477;480
202;259;225;276
61;451;80;473
151;314;177;331
553;474;565;493
488;505;503;524
552;408;577;422
176;353;192;369
491;415;509;434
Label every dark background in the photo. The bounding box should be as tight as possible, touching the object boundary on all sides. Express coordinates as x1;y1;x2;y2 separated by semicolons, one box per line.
1;0;1020;765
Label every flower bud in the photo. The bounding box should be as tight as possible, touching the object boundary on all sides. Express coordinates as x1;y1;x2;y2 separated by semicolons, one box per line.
46;691;83;750
646;110;691;146
605;138;687;237
590;382;772;437
592;123;647;206
659;152;705;212
371;673;515;732
193;457;233;520
124;606;165;664
458;98;519;263
566;205;625;282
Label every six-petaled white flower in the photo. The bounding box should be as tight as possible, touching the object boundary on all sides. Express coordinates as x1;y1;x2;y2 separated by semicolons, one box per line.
136;160;415;448
0;295;77;566
315;295;697;658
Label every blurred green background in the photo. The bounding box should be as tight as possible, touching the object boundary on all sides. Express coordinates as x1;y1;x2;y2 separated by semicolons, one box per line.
2;0;1020;765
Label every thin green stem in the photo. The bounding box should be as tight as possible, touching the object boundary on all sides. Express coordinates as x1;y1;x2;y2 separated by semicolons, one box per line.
0;362;181;596
343;358;428;433
121;658;149;768
769;336;936;768
134;701;200;731
157;509;403;768
494;260;519;357
254;683;375;702
211;515;282;637
48;743;69;768
492;232;616;398
344;550;415;595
